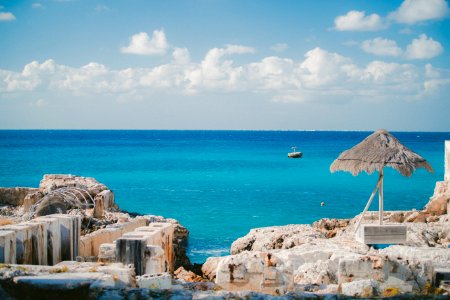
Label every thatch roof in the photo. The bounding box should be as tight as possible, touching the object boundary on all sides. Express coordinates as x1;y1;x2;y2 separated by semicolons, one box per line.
330;129;433;177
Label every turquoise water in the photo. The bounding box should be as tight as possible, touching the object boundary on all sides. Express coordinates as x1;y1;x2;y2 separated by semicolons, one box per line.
0;130;448;263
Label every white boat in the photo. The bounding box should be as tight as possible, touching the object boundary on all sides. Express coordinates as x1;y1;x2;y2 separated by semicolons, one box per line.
288;146;302;158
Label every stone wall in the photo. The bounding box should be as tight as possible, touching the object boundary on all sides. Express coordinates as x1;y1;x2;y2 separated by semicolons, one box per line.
0;188;37;206
0;214;81;265
79;217;148;257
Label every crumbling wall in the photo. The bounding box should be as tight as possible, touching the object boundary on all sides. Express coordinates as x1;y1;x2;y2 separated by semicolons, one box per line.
0;188;37;206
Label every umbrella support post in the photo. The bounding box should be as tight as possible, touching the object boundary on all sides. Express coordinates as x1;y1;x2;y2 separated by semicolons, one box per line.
354;175;382;234
379;169;384;225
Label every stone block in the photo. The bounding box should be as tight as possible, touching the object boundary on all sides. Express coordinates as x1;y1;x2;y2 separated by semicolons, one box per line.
147;223;174;272
0;230;16;263
93;196;104;218
94;190;114;211
356;224;407;244
80;227;122;258
33;216;61;265
136;273;172;289
21;221;48;265
135;226;163;246
144;245;165;274
98;243;116;263
50;214;81;260
116;237;147;276
0;224;33;264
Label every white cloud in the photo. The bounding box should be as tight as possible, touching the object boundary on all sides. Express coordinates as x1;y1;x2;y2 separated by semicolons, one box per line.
95;5;110;13
404;34;443;59
121;29;169;55
1;46;449;104
334;10;386;31
0;12;16;21
32;3;43;9
361;37;403;57
390;0;450;24
271;43;288;53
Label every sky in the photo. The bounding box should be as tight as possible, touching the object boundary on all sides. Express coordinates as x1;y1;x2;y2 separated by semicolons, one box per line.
0;0;449;130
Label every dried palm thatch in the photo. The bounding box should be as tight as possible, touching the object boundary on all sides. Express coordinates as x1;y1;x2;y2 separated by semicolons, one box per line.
330;129;433;177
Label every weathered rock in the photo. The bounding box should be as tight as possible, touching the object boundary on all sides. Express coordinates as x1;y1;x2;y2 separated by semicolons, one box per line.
0;188;37;206
136;272;172;289
312;218;350;238
174;266;204;282
143;215;191;270
231;224;325;254
339;279;379;297
216;250;294;295
202;256;224;281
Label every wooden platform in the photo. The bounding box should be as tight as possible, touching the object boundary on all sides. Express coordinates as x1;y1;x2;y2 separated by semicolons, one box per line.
356;224;407;244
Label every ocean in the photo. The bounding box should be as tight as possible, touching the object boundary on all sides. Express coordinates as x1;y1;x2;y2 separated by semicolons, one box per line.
0;130;448;263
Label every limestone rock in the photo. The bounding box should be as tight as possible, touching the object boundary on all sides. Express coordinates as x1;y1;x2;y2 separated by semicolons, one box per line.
339;279;379;297
312;218;350;238
202;256;224;281
231;224;325;254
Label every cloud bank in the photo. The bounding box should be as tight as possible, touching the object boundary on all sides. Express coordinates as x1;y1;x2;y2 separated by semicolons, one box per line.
2;46;449;104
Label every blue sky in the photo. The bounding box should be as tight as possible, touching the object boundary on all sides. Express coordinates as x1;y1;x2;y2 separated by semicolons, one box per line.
1;0;449;130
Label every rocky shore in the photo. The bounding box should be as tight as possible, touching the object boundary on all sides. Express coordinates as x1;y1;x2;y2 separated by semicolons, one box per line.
0;141;448;299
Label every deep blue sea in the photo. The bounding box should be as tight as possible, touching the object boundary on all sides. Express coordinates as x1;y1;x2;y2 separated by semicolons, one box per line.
0;130;448;263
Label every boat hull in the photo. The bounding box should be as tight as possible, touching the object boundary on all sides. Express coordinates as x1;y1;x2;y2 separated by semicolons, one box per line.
288;152;302;158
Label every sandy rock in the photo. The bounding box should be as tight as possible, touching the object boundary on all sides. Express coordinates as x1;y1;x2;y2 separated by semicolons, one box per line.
312;218;350;238
425;180;450;215
174;267;204;282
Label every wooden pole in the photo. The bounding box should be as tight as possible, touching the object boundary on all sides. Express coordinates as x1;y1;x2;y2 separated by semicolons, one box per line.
379;168;384;225
354;175;382;234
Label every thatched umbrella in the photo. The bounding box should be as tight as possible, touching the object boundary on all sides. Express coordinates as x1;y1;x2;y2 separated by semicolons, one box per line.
330;129;433;231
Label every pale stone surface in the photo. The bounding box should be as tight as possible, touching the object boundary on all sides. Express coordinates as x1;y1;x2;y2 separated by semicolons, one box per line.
136;272;172;289
231;224;325;254
145;245;165;275
23;221;48;265
147;222;174;272
202;256;224;281
0;230;16;263
33;216;61;265
216;250;294;295
98;243;116;263
0;224;33;264
51;214;81;261
340;279;379;297
212;220;450;296
79;217;147;257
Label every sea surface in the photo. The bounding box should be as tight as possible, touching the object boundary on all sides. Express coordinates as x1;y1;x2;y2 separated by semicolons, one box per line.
0;130;448;263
